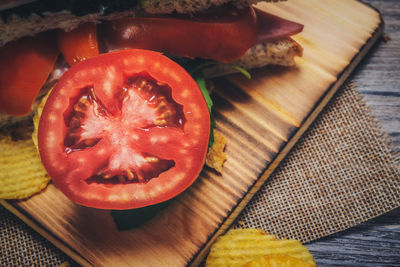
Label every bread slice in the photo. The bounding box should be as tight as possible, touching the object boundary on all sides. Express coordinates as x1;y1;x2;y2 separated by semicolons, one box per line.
0;6;137;47
204;37;303;77
141;0;275;14
0;0;278;46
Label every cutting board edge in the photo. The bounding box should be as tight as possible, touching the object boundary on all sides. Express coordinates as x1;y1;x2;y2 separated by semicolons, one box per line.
188;8;384;267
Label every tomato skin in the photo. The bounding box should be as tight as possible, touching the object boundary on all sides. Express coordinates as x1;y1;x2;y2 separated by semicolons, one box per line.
99;7;258;63
57;23;99;66
0;33;59;116
38;49;210;210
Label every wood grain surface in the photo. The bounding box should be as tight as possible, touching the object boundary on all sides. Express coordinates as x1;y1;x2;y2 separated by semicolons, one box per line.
307;0;400;266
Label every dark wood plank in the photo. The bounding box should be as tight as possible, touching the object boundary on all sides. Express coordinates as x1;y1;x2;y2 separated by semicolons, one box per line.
307;207;400;266
354;0;400;150
307;0;400;265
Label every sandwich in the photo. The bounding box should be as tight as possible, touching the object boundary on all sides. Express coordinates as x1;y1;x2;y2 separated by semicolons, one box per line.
0;0;303;209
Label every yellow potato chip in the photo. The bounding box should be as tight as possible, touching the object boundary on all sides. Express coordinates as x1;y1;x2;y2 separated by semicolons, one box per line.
32;88;51;148
244;255;315;267
224;228;276;237
58;261;70;267
0;134;49;199
206;130;226;173
206;229;316;267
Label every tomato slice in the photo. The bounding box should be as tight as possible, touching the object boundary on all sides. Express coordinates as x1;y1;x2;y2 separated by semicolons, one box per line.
99;6;258;63
57;23;99;66
0;33;59;116
38;49;210;210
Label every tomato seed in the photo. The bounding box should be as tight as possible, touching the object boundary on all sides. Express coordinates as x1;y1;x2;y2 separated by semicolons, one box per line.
159;110;173;119
154;119;167;126
103;173;112;179
145;157;159;163
155;102;167;112
138;79;153;91
126;170;135;180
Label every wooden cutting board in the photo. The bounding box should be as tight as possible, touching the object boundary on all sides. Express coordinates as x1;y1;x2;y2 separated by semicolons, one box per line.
1;0;382;266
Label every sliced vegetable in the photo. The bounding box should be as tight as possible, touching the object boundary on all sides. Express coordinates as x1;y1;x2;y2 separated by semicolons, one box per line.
255;8;304;43
99;6;258;62
38;49;210;210
57;23;99;66
0;33;59;116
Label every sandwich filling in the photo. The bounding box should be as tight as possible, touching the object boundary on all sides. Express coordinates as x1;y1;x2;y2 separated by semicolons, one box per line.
0;3;303;120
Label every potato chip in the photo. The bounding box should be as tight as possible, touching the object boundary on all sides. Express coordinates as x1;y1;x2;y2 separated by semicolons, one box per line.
32;88;51;148
58;261;70;267
206;229;316;267
0;134;49;199
244;255;315;267
206;130;226;173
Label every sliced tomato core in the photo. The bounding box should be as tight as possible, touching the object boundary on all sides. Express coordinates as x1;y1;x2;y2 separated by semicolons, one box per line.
63;74;184;184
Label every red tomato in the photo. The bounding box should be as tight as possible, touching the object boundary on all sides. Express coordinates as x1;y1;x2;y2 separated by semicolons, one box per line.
57;23;99;66
38;49;210;210
0;33;59;116
99;6;258;63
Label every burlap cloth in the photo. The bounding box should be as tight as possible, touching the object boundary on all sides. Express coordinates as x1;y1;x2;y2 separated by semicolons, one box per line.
1;81;400;266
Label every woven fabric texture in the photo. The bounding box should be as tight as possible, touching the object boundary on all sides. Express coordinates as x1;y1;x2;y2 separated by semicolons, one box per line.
0;205;70;266
234;81;400;242
1;81;399;265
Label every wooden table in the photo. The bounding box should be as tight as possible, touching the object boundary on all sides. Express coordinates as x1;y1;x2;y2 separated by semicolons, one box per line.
307;0;400;265
0;1;398;266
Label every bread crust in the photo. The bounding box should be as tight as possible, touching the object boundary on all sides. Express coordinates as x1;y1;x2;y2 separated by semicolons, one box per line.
141;0;267;14
204;37;303;77
0;0;277;46
0;10;137;47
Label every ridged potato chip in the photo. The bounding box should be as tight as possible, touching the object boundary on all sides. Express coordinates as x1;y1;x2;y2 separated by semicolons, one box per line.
0;134;49;199
206;229;316;267
244;255;315;267
32;88;51;148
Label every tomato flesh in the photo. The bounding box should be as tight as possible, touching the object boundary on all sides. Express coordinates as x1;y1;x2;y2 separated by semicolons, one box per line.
0;33;59;116
38;49;210;210
99;6;258;63
64;75;183;183
57;23;99;66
